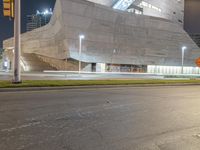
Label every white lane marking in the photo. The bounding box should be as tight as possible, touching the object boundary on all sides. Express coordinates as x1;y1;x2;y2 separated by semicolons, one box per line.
1;122;40;132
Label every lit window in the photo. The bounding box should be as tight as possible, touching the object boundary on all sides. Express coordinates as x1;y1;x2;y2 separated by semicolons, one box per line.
139;1;162;13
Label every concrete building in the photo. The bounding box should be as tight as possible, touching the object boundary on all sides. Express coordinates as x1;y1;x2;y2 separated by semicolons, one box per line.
88;0;184;26
3;0;200;74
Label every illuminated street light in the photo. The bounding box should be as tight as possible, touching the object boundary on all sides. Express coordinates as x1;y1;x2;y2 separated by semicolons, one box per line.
181;46;187;74
79;35;85;74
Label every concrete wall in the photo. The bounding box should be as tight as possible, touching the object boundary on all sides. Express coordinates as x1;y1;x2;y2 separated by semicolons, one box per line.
61;0;200;66
3;0;200;71
86;0;184;25
138;0;184;26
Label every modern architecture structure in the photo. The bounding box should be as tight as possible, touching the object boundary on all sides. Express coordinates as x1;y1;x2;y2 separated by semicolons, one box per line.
3;0;200;74
88;0;184;26
26;9;53;32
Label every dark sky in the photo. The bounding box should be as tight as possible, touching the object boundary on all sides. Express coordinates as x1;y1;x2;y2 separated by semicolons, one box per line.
0;0;56;48
184;0;200;33
0;0;200;48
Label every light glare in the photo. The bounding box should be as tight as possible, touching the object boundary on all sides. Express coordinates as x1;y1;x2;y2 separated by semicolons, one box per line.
79;35;85;39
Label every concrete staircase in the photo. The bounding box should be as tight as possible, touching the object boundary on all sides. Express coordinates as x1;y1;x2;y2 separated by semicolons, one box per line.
4;50;89;72
37;55;87;71
21;53;57;72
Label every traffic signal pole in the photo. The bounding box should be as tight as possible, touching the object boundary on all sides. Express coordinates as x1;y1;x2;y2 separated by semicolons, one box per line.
13;0;21;83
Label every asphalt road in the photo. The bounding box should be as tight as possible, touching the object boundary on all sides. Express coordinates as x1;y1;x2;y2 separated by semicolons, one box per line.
1;86;200;150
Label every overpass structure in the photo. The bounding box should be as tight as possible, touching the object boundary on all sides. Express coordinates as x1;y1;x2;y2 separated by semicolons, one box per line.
3;0;200;74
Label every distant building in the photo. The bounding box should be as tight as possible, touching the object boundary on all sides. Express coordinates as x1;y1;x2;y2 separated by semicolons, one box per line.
26;9;53;32
190;34;200;48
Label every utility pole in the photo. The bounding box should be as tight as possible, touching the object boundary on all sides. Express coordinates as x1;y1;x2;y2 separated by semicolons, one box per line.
13;0;21;83
3;0;21;83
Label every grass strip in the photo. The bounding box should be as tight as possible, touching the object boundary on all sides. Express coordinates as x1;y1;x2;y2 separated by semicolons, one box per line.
0;79;200;88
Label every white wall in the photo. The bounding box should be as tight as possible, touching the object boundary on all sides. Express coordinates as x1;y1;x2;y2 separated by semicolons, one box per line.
96;63;106;72
148;65;200;74
140;0;184;26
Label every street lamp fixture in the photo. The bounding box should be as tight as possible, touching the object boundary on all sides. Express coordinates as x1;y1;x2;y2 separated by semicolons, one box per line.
181;46;187;74
79;35;85;39
79;34;85;74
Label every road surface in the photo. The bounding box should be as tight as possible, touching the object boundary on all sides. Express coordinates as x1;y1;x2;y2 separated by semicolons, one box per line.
1;86;200;150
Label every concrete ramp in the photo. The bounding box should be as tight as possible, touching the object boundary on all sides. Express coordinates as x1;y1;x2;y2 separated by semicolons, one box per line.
21;53;57;72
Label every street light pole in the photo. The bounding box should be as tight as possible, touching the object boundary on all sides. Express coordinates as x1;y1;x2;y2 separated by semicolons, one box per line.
13;0;21;83
181;46;187;74
79;35;85;74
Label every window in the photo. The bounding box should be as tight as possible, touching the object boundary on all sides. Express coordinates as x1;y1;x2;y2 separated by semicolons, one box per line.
139;1;162;13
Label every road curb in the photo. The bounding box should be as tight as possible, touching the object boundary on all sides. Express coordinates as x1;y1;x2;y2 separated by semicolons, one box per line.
0;83;200;92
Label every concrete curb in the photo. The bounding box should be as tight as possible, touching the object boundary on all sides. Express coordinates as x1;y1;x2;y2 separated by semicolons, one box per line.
0;83;200;92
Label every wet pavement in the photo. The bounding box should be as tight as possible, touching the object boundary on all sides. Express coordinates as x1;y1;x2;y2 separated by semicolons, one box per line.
1;86;200;149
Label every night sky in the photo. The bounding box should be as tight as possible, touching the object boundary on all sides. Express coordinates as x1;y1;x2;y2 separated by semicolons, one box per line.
185;0;200;33
0;0;200;48
0;0;56;48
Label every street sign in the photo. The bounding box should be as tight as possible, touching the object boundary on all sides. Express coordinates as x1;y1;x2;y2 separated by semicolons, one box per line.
195;58;200;67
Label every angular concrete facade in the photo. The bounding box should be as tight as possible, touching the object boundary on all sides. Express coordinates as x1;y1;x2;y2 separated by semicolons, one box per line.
3;0;200;72
87;0;184;25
